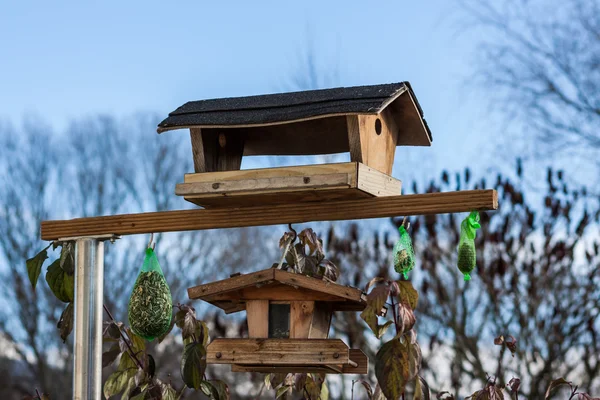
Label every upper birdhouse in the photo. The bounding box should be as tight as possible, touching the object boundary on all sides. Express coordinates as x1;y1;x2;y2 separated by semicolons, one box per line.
187;268;368;374
158;82;432;208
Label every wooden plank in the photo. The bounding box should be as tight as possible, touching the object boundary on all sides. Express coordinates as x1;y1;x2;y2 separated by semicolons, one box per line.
205;284;347;302
308;305;332;339
231;364;344;374
178;162;401;208
183;162;358;183
176;173;352;196
290;301;314;339
40;190;498;240
185;187;372;208
206;338;349;365
246;300;269;338
187;269;276;299
273;269;365;303
347;111;397;175
189;128;207;173
356;163;402;197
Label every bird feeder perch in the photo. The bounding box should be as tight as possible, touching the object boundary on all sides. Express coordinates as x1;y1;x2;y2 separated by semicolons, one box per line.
187;268;369;374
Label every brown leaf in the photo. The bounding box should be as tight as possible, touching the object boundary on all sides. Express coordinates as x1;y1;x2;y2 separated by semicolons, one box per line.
506;377;521;394
545;378;572;399
57;302;74;343
397;280;419;310
494;335;504;346
361;283;392;338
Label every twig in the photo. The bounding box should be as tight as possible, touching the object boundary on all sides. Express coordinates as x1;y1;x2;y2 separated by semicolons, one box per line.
103;304;144;370
35;389;42;399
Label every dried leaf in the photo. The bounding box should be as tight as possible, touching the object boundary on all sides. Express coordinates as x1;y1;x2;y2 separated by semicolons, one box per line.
26;245;50;290
180;342;206;390
506;377;521;393
414;375;431;400
361;284;392;338
494;335;504;346
397;281;419;310
57;302;74;343
299;228;324;256
545;378;572;399
103;321;122;340
358;380;373;399
102;343;122;368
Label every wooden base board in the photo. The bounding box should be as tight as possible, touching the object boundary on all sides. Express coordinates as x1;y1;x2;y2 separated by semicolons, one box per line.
175;162;401;208
230;349;368;375
207;338;349;366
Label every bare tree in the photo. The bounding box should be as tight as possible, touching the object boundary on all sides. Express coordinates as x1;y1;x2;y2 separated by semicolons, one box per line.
461;0;600;161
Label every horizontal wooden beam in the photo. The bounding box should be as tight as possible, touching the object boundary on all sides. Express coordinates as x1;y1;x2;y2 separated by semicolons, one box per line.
206;338;349;365
40;190;498;240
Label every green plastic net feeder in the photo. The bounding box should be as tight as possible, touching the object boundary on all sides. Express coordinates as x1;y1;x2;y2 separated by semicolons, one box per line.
457;211;481;281
393;225;415;279
128;247;173;341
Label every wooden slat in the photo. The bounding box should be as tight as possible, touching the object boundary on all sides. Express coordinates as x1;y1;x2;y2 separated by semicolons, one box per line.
246;300;269;338
40;190;498;240
273;270;364;302
231;364;344;374
290;301;314;339
356;163;402;197
205;284;347;302
178;162;401;208
189;128;206;173
229;350;367;374
176;173;352;196
183;162;358;183
347;111;397;175
187;269;276;299
308;305;332;339
206;338;349;365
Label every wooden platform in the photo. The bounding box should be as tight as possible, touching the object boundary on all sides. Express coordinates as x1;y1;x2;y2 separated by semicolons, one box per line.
40;190;498;240
207;338;368;374
176;162;401;208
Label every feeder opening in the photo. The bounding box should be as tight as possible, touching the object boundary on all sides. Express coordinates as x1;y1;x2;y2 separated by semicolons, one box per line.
268;303;290;338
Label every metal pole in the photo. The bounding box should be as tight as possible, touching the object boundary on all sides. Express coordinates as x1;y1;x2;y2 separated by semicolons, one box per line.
73;238;104;400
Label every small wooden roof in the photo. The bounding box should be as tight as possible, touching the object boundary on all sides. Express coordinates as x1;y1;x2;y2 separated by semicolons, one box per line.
158;82;432;156
188;268;366;314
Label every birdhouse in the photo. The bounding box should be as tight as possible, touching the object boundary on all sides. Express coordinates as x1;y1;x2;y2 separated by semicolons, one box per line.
158;82;432;208
187;268;369;374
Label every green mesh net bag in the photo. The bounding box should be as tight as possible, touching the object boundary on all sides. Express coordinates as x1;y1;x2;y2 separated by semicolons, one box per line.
457;211;481;281
393;226;415;279
128;247;172;341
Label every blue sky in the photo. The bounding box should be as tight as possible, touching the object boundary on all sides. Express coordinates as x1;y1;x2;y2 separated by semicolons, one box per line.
0;0;498;179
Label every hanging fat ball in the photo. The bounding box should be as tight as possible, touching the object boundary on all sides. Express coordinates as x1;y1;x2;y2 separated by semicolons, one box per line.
393;225;415;279
457;211;481;281
128;247;173;341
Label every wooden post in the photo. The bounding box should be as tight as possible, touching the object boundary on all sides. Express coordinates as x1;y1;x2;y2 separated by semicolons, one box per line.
290;301;314;338
246;300;269;338
346;109;398;175
189;128;245;173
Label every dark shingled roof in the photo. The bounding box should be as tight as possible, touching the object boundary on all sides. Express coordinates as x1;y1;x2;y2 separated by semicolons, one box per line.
157;82;432;142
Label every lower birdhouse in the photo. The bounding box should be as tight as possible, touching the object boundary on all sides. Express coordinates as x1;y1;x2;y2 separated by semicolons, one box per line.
187;268;369;374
